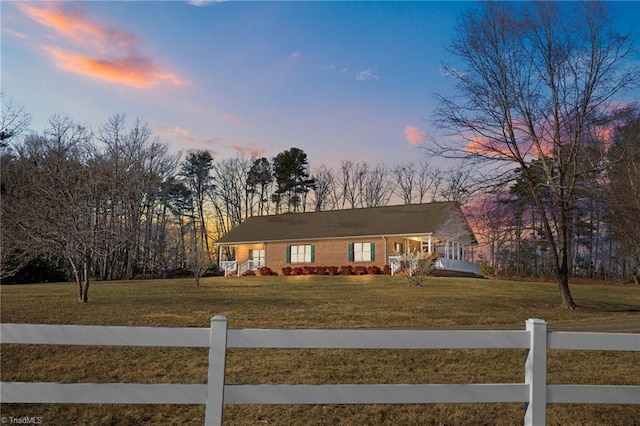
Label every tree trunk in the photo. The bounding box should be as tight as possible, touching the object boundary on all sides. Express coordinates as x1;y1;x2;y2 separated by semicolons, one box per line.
78;256;90;303
557;235;577;309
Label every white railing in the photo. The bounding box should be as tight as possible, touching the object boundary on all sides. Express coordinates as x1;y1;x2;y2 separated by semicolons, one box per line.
388;256;420;276
1;319;638;426
237;260;253;276
434;258;481;276
220;261;237;277
222;260;265;276
389;255;402;275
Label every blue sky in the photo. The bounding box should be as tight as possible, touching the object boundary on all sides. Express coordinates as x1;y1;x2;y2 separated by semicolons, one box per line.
2;1;639;168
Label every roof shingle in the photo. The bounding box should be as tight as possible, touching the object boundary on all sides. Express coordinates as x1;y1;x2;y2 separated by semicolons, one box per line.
216;202;473;244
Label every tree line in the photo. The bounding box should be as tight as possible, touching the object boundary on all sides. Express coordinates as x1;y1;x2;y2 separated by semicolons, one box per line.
0;108;478;296
1;106;638;293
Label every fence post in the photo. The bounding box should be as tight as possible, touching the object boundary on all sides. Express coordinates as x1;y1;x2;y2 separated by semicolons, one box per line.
205;315;229;426
524;318;547;426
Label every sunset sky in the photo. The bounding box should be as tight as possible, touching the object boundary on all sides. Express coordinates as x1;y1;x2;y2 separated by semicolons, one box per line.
2;1;639;168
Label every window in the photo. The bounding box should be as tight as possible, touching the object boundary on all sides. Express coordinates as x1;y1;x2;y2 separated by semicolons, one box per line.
349;242;375;262
393;242;404;255
249;249;265;266
287;244;314;263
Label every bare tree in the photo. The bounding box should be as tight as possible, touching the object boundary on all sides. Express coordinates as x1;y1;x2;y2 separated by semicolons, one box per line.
311;164;337;211
363;163;395;207
416;161;435;203
468;192;515;276
211;154;252;237
337;161;369;209
1;93;31;147
180;150;215;259
393;162;416;204
186;246;210;288
439;167;475;205
4;116;96;300
603;109;640;284
429;2;639;308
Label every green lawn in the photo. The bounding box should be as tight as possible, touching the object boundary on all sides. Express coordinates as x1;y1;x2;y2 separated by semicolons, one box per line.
1;276;639;425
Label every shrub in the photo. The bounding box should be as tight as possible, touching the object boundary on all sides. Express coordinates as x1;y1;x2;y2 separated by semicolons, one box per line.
316;266;329;275
328;266;340;275
367;265;382;275
1;255;68;284
203;264;222;277
302;266;316;275
339;265;354;275
354;266;368;275
292;267;303;276
259;266;277;276
281;266;292;276
241;269;256;276
382;265;391;275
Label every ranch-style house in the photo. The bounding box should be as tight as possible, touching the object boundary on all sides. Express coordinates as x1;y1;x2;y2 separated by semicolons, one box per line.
216;201;481;277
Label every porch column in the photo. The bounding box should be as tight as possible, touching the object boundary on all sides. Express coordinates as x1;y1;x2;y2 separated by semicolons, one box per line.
218;245;224;267
428;235;433;254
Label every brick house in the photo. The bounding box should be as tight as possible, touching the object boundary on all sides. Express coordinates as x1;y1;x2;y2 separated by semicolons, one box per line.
216;201;481;277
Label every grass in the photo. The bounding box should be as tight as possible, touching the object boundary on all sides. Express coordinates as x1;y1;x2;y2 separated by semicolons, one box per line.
1;275;639;425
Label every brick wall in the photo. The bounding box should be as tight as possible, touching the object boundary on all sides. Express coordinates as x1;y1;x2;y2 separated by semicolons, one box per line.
264;238;388;274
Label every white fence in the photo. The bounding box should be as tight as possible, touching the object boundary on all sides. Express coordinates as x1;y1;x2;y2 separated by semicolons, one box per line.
1;318;638;425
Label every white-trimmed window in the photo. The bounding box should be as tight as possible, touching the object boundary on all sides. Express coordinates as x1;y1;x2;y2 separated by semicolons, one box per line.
287;244;314;263
249;249;265;266
349;242;375;262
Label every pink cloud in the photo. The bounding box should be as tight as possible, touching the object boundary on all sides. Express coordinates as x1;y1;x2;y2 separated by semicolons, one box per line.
290;51;302;60
18;3;136;52
403;125;428;146
45;46;184;88
230;145;268;158
155;126;224;147
18;3;184;88
3;28;29;39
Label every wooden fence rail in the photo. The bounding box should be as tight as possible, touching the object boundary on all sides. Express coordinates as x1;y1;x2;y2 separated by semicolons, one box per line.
1;317;638;425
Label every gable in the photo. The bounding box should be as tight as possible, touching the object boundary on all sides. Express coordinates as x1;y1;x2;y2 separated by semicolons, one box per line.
217;202;476;244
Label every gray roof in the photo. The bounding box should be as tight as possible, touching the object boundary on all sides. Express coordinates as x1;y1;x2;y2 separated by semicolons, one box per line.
216;202;477;244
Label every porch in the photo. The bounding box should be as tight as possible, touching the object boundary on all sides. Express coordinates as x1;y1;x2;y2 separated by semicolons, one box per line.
220;259;265;277
388;256;481;277
387;235;481;277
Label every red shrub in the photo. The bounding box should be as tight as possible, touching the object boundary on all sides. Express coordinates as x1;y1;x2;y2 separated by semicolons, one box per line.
292;267;303;276
316;266;329;275
302;266;316;275
281;267;292;276
328;266;340;275
339;265;354;275
367;265;382;275
382;265;391;275
259;266;277;276
354;266;368;275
